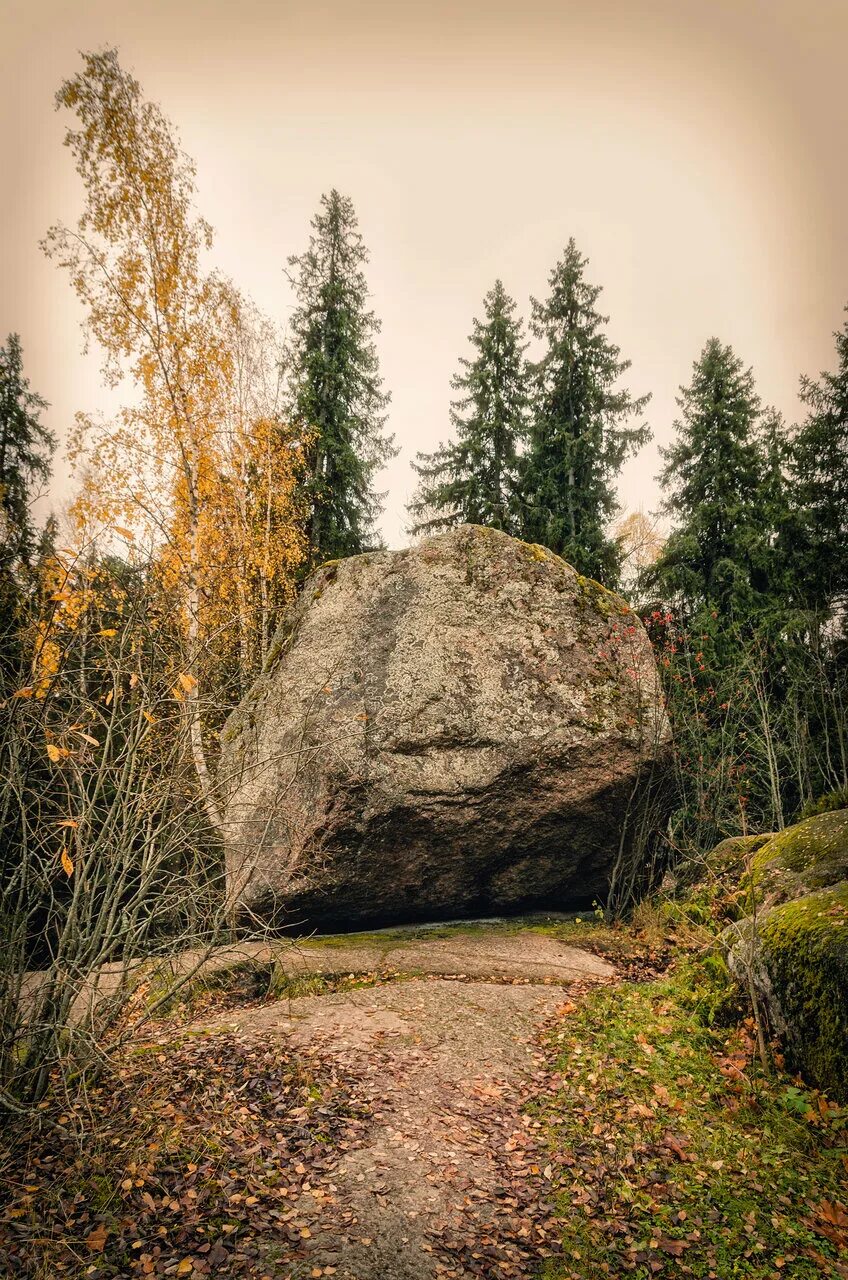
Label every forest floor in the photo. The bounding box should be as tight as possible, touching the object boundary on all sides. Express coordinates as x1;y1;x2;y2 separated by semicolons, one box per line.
2;917;847;1280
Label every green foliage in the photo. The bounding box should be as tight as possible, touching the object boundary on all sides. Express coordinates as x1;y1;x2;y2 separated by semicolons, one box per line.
287;190;395;566
646;339;779;629
409;279;528;536
801;786;848;820
519;239;650;586
0;333;55;576
793;306;848;611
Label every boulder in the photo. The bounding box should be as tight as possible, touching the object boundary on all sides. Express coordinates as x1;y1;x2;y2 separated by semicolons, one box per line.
221;525;670;930
722;809;848;1099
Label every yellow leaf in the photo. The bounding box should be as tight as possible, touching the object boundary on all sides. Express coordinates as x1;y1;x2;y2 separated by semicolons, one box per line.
176;1261;193;1276
13;686;34;699
46;744;68;763
177;672;197;693
55;819;79;829
112;525;135;541
129;672;139;689
61;847;75;877
97;628;117;638
142;710;157;725
78;732;100;746
104;689;114;706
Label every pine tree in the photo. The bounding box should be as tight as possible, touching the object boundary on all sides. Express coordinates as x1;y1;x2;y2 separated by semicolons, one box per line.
0;334;55;575
287;190;394;565
409;280;528;536
647;339;775;624
520;239;650;585
792;305;848;612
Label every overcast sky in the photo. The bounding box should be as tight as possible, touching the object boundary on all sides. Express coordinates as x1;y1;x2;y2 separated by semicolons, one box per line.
2;0;846;548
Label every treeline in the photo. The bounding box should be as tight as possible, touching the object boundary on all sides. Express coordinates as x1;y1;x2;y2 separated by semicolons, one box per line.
412;267;848;848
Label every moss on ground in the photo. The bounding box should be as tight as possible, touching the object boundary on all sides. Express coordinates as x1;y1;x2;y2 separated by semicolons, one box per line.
537;960;848;1279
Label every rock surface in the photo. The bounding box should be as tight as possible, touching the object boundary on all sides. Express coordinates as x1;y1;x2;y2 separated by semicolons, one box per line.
721;809;848;1100
221;525;670;929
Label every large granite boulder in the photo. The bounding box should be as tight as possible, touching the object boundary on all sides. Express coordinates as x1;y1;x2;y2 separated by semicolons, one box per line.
221;525;670;929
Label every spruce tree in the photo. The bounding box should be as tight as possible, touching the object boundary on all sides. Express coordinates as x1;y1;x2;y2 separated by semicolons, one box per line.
409;280;528;536
287;190;394;566
792;305;848;612
520;239;650;585
0;334;55;682
0;334;54;575
647;339;775;624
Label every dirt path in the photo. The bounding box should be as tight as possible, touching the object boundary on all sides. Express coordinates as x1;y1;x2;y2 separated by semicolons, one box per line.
192;931;615;1278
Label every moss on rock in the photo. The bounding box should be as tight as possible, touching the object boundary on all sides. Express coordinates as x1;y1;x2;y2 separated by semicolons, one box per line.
751;809;848;886
758;885;848;1098
704;832;774;881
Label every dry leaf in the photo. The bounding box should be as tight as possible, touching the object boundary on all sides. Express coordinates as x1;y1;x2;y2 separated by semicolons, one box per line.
85;1223;107;1252
60;847;74;877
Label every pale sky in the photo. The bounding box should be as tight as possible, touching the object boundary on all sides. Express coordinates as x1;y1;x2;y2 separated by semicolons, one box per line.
2;0;846;548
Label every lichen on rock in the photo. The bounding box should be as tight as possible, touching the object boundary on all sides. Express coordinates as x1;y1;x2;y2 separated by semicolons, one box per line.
220;525;670;932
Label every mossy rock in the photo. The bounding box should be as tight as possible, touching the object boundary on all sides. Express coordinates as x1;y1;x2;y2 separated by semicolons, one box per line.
718;812;848;1099
704;832;774;881
758;885;848;1099
738;809;848;913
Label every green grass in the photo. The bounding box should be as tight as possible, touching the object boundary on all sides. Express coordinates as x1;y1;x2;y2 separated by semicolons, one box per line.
537;957;848;1278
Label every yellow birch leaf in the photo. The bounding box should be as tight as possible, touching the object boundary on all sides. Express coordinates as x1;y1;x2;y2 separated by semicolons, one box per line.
56;819;79;829
97;628;117;638
13;687;34;699
129;672;139;689
61;847;75;877
177;672;197;693
142;710;157;724
112;525;135;540
104;689;114;706
46;744;65;763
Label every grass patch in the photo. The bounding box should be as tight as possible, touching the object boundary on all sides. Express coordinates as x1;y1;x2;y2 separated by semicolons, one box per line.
536;958;848;1278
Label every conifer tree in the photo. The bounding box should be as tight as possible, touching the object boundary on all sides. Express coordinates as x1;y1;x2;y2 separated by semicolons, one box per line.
792;305;848;612
409;280;528;536
520;239;650;584
0;334;55;576
0;334;55;683
287;190;394;565
646;339;775;624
